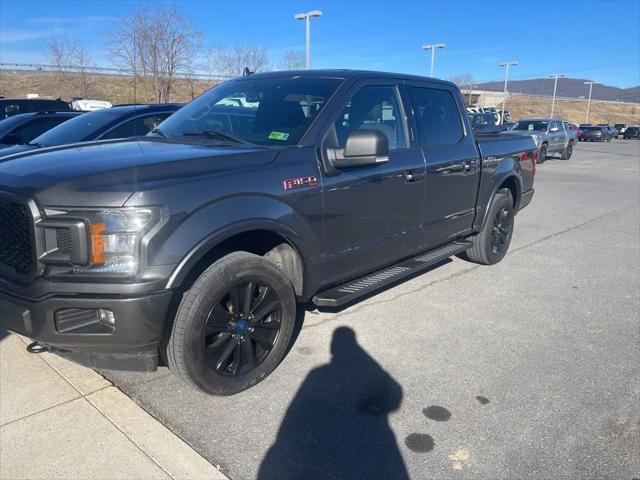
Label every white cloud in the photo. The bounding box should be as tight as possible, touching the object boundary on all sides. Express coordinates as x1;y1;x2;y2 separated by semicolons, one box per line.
0;29;52;43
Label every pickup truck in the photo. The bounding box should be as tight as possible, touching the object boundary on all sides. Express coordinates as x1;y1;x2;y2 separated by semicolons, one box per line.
503;118;575;164
0;70;536;395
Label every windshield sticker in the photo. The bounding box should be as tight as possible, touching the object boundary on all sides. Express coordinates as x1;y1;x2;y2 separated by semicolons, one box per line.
268;131;290;141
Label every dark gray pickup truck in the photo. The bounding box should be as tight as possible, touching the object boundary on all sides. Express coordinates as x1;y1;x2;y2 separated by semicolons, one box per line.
0;70;536;395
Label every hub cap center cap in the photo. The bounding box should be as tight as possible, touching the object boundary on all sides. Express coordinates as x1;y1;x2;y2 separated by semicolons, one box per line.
235;319;249;335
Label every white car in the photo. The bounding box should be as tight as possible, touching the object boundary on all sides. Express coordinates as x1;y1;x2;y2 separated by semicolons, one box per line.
71;99;112;111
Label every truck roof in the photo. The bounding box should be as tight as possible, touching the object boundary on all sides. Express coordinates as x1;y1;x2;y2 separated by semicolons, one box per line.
237;69;457;87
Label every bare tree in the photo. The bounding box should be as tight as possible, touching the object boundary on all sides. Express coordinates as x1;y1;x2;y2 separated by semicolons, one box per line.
109;4;202;103
446;73;475;87
209;44;270;78
278;50;305;70
46;35;94;98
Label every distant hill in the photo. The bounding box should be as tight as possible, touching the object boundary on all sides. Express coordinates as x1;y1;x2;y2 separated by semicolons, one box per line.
476;78;640;103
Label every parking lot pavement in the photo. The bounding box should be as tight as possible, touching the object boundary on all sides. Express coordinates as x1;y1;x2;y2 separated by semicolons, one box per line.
102;139;637;479
0;333;227;480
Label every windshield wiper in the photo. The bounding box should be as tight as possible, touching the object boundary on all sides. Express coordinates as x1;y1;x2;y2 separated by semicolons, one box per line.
182;130;254;146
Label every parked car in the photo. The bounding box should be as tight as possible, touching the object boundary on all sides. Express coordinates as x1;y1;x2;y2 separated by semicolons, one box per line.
0;70;537;395
563;122;583;140
580;126;612;142
614;124;628;136
0;98;71;120
0;111;82;147
503;118;574;163
467;112;511;134
71;99;113;111
0;104;181;158
623;126;640;139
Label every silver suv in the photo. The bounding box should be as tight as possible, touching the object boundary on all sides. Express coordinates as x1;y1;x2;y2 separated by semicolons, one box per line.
504;118;575;163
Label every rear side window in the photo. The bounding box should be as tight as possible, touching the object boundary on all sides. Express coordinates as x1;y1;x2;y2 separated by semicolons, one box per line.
5;117;70;144
409;87;464;145
101;114;171;139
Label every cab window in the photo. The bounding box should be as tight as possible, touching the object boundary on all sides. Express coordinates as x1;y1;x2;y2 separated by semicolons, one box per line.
333;85;407;151
409;87;464;146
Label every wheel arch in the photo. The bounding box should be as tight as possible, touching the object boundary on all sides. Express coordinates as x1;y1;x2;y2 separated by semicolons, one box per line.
165;221;312;298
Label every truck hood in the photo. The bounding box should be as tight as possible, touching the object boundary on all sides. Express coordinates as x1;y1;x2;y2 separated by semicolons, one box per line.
0;139;279;207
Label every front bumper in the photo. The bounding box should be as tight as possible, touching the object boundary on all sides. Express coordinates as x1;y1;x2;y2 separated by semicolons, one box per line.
0;287;173;371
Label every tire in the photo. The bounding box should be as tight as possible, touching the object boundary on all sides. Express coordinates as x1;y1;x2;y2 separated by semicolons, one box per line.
537;144;547;164
166;251;297;395
464;188;515;265
561;141;573;160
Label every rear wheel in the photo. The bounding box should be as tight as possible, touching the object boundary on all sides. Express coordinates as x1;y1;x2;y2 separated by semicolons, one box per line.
463;188;514;265
537;144;547;164
561;141;573;160
166;251;296;395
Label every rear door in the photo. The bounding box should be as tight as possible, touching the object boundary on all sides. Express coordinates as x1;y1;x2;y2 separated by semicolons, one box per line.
549;120;565;150
406;83;481;247
319;80;426;283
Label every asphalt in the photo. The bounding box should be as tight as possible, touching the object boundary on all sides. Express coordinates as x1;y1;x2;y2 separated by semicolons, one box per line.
104;139;640;480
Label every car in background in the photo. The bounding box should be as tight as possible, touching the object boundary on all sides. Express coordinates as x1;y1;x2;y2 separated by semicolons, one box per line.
467;112;511;134
0;111;82;147
0;98;72;120
71;99;113;111
503;118;574;163
0;104;181;158
614;124;628;137
563;122;582;140
580;126;612;142
623;126;640;139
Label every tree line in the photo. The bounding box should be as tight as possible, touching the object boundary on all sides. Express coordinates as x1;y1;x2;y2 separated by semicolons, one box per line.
45;4;305;103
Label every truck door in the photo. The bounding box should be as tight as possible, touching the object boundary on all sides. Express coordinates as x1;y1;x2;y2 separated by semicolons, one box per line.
549;120;565;150
406;83;481;247
319;81;426;284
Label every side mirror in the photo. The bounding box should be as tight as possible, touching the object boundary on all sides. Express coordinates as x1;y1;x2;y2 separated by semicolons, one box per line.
550;127;559;132
328;129;389;168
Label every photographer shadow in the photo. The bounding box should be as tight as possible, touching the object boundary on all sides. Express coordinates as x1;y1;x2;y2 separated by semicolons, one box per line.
258;326;408;480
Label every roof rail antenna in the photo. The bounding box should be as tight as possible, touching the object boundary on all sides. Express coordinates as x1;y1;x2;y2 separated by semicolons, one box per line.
242;67;254;76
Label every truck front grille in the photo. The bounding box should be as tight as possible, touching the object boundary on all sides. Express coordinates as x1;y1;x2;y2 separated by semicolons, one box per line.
0;198;35;277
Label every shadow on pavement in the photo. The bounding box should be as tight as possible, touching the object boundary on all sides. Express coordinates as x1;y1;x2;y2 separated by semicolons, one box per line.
258;326;409;480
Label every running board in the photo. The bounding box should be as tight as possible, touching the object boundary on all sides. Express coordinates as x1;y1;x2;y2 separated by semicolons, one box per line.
312;240;473;308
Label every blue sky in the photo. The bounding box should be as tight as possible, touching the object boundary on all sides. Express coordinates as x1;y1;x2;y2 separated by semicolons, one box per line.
1;0;639;87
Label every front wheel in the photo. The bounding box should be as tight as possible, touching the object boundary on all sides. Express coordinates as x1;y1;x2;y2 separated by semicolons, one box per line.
537;145;547;164
166;251;297;395
463;188;515;265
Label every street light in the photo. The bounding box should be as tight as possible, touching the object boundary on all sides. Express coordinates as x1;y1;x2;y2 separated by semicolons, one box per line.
548;73;566;118
584;81;596;124
421;43;446;77
498;60;518;125
294;10;323;69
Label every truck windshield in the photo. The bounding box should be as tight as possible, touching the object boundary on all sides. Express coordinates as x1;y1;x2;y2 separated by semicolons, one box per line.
512;120;549;131
157;77;342;146
30;110;119;146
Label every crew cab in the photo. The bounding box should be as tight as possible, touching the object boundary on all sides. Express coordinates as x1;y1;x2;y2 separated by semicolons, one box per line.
0;70;536;395
503;118;574;163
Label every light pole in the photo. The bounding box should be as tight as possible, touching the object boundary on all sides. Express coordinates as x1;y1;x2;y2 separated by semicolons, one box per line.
421;43;446;77
549;73;566;118
584;81;595;124
498;60;518;124
294;10;323;69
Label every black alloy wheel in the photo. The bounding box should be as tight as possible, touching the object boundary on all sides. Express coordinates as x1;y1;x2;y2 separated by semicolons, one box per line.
203;281;282;377
490;205;513;255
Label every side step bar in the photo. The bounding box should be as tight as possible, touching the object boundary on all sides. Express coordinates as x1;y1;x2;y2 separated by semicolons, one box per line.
312;240;473;308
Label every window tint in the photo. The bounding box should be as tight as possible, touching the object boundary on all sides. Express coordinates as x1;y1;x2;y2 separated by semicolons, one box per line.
333;85;407;150
159;78;341;146
4;117;70;144
101;114;171;139
409;87;464;145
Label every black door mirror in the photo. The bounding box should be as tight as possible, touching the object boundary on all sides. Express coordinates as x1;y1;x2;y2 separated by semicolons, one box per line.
328;129;389;168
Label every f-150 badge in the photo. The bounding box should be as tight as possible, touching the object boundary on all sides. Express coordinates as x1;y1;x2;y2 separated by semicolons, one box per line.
283;176;318;191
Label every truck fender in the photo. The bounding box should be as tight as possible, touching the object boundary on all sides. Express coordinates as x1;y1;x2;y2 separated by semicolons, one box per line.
477;161;523;231
152;195;319;292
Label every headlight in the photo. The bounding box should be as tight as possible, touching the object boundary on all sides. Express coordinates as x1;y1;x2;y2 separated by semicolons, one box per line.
43;207;160;277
